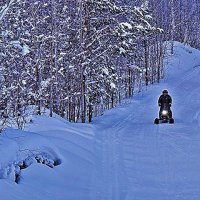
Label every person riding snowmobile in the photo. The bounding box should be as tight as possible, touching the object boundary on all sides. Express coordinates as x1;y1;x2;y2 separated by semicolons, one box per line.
158;90;172;119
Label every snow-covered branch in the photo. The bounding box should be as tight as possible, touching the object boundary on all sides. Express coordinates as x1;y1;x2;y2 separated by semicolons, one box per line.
0;0;15;21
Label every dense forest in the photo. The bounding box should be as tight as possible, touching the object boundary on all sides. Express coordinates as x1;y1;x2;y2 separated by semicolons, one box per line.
0;0;199;128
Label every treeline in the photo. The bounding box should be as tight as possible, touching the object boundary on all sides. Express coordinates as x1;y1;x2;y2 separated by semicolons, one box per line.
0;0;172;127
149;0;200;50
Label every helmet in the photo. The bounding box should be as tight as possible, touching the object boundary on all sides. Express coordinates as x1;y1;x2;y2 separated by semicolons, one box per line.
162;89;168;94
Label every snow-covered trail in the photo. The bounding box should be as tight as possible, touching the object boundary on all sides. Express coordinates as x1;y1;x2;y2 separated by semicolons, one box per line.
91;42;200;200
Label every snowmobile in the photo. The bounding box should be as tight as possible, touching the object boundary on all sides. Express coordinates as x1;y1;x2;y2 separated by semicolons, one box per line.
154;103;174;124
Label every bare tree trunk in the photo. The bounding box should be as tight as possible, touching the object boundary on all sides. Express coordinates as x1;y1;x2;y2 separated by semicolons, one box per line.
79;0;90;123
144;38;149;86
81;74;86;122
170;0;175;54
49;85;53;117
128;67;132;97
35;47;41;115
88;100;92;123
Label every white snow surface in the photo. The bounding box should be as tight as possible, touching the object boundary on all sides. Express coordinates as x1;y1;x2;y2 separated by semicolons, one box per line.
1;42;200;199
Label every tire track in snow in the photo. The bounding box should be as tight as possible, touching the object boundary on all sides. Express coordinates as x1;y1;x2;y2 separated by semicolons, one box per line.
121;124;185;199
122;121;200;200
101;115;131;200
91;113;134;200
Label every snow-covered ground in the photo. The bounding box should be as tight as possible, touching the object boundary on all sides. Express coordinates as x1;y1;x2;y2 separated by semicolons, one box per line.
1;41;200;200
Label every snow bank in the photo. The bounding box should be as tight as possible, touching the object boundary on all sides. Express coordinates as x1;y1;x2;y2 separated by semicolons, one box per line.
0;108;94;200
165;41;200;75
0;137;19;181
0;128;61;184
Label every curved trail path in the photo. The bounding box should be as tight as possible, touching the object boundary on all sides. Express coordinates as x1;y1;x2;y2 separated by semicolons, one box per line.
91;43;200;200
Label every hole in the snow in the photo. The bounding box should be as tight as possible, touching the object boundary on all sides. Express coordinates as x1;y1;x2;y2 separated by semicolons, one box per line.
54;159;62;166
10;154;61;183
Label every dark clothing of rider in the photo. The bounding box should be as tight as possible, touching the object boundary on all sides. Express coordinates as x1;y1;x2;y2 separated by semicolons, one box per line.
158;90;172;119
158;94;172;107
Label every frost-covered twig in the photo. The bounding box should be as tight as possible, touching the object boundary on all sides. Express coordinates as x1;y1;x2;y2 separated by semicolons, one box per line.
0;0;15;21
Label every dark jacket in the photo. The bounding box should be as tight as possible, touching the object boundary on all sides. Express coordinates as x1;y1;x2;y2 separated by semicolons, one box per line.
158;94;172;108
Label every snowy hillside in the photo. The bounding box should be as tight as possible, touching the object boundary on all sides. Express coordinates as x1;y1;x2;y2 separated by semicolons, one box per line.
1;41;200;200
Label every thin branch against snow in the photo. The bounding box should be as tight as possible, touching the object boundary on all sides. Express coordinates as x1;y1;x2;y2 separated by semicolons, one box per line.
0;0;15;21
